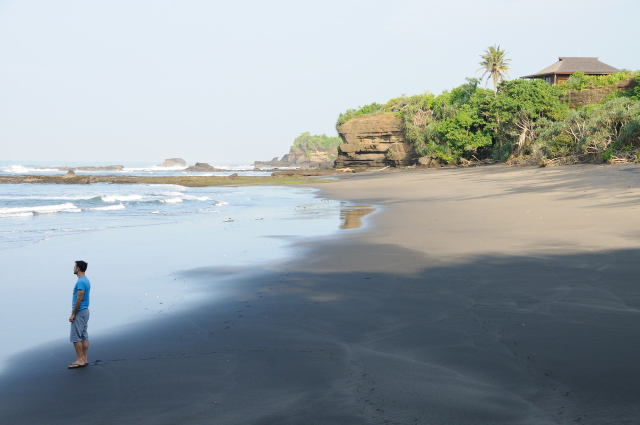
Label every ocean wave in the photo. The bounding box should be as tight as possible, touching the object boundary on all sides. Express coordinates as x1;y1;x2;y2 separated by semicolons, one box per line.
161;197;183;204
0;194;96;201
0;202;81;216
218;164;255;171
0;212;34;218
88;203;125;211
122;165;187;172
213;200;229;206
0;164;59;173
182;195;210;201
101;194;144;203
0;165;31;174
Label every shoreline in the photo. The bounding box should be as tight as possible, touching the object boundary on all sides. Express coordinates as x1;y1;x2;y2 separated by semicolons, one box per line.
0;172;337;187
0;184;344;374
2;164;640;424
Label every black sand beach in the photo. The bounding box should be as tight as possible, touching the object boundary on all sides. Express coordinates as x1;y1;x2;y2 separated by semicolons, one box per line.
1;165;639;424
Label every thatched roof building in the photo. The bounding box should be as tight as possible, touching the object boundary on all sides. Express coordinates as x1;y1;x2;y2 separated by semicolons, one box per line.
522;57;620;85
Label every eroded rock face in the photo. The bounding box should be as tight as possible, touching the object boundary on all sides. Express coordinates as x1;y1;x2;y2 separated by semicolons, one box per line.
334;114;416;168
563;78;637;108
158;158;186;167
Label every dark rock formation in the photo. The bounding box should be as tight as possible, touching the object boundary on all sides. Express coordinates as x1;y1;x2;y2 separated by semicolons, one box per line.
334;114;416;168
184;163;220;172
63;170;76;178
158;158;187;167
562;77;637;108
254;157;282;168
255;153;334;169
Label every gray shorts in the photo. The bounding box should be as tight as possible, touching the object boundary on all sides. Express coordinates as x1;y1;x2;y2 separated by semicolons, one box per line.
70;309;90;343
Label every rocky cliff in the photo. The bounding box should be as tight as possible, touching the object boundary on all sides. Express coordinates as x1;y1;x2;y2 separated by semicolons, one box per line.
334;114;416;168
563;77;637;108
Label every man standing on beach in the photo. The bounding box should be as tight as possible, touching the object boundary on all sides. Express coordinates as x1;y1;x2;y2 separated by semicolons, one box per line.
69;260;91;369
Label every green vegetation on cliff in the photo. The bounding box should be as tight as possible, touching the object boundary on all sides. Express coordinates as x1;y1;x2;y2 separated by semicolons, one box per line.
336;103;388;129
293;132;341;153
286;132;342;161
338;70;640;166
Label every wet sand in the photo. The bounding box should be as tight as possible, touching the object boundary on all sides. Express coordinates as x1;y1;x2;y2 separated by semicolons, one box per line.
1;164;640;424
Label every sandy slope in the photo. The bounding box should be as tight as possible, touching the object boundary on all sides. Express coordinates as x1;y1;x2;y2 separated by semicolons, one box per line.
1;164;639;425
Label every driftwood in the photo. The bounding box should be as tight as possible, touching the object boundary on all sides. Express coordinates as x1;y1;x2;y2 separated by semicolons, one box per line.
540;155;588;167
459;157;497;167
609;152;638;164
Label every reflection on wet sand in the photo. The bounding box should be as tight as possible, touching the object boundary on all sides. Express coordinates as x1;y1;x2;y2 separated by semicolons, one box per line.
340;203;375;229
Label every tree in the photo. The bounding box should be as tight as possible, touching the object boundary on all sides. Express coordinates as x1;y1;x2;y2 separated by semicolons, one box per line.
477;45;511;94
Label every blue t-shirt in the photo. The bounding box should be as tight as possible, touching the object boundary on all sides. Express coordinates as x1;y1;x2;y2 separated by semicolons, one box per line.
72;276;91;311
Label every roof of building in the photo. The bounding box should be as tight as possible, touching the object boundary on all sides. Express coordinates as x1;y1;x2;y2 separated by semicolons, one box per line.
522;57;620;78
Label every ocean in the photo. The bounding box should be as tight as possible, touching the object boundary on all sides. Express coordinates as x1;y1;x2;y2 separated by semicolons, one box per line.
0;161;345;373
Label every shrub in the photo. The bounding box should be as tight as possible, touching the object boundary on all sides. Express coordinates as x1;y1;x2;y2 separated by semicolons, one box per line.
335;102;389;129
292;132;342;153
561;70;637;91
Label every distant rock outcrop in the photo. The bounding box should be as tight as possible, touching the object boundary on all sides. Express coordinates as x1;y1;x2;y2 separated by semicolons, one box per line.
255;132;340;169
255;151;334;169
562;77;637;108
334;114;416;169
158;158;186;167
184;163;220;172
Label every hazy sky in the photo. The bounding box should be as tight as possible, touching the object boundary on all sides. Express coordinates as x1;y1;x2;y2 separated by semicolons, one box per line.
1;0;638;164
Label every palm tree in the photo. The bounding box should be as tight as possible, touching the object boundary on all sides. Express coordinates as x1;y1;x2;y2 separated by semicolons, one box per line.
477;45;511;94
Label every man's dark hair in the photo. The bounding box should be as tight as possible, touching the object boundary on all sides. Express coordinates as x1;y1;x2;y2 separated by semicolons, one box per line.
75;261;88;272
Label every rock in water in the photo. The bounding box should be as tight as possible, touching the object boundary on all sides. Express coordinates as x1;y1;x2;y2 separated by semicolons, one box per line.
63;170;76;178
184;163;220;172
158;158;186;167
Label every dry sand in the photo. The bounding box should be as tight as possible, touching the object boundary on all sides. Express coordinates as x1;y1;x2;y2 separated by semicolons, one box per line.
1;164;639;424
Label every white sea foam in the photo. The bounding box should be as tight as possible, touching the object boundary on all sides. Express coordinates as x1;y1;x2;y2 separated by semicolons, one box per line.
0;212;34;218
101;194;144;203
0;164;60;173
182;195;210;201
1;165;31;173
161;197;183;204
0;202;81;216
89;203;125;211
213;200;229;206
0;195;95;201
219;164;255;171
122;165;186;172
